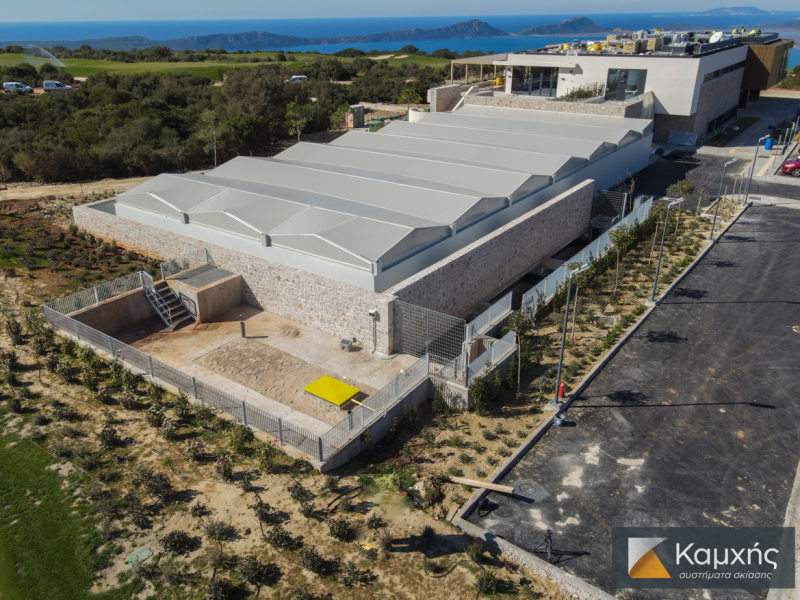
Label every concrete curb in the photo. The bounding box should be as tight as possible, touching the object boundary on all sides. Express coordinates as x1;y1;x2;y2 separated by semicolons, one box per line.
454;208;750;596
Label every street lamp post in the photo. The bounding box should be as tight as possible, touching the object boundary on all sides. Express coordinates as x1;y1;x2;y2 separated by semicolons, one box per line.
744;136;770;207
647;198;685;306
709;159;737;241
547;263;590;411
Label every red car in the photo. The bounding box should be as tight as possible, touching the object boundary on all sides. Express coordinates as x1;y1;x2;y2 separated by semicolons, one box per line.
781;158;800;177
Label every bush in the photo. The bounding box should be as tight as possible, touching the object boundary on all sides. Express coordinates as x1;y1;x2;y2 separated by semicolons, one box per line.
338;560;367;588
402;403;422;427
145;403;166;428
288;481;314;504
173;389;192;421
322;475;339;494
474;570;500;595
249;499;275;526
206;577;232;600
204;519;235;543
328;516;355;541
160;530;190;553
366;514;384;529
185;437;206;461
5;317;23;345
53;404;80;421
300;546;325;573
445;433;464;448
480;429;496;441
118;391;139;410
238;555;274;591
226;422;255;453
94;385;114;405
0;349;20;371
458;452;471;464
266;525;292;549
338;497;353;513
98;426;120;449
446;466;463;478
132;467;173;500
160;419;178;441
215;453;234;481
299;501;316;519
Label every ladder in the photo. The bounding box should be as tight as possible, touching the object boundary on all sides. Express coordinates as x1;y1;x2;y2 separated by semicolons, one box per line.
141;273;192;331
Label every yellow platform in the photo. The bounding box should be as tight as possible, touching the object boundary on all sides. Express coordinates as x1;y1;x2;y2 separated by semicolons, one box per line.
303;375;360;407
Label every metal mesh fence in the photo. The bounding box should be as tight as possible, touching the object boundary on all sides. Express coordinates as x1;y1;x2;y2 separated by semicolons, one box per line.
394;301;465;360
161;249;209;279
467;330;517;380
522;196;654;318
45;272;143;315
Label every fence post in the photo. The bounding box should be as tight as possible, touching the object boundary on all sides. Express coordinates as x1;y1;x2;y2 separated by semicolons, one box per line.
347;410;353;431
192;376;198;399
94;287;100;305
203;248;208;265
160;264;165;281
318;437;324;462
395;377;399;399
138;271;144;288
148;356;154;377
490;344;495;366
241;401;248;427
278;418;284;444
360;405;364;428
109;337;115;358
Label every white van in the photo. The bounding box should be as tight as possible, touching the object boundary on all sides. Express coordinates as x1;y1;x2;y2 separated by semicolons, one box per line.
43;80;72;92
3;82;33;94
284;75;308;84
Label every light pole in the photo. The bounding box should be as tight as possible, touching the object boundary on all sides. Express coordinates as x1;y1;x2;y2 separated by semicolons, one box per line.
744;136;770;207
709;159;737;241
647;198;685;307
547;263;590;411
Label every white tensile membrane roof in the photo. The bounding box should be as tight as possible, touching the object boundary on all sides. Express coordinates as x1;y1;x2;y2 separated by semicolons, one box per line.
115;106;648;273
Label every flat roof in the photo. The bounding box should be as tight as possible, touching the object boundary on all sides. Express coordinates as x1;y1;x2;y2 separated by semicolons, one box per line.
114;106;650;284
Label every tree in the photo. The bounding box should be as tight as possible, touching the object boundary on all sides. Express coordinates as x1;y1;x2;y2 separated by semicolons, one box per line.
667;178;695;199
397;88;423;113
198;110;222;168
329;104;352;131
286;102;312;142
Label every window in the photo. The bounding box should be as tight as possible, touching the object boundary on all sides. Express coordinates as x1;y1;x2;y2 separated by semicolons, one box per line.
702;61;746;83
605;69;647;101
511;66;559;96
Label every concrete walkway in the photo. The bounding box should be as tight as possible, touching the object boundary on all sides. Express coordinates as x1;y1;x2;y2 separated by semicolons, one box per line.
468;201;800;599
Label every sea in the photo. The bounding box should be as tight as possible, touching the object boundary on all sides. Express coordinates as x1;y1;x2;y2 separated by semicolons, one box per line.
2;13;800;68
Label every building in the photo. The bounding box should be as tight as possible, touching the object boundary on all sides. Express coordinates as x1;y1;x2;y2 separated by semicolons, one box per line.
439;30;793;144
74;106;653;354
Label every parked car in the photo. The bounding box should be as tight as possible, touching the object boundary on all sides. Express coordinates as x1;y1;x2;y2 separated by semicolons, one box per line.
3;81;33;94
43;80;72;92
780;158;800;177
284;75;308;84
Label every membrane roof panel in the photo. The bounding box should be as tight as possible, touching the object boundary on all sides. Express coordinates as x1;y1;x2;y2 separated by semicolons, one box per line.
319;218;412;262
270;207;356;236
153;181;228;212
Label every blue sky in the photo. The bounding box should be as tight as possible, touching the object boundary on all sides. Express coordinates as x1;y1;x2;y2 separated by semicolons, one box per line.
3;1;796;22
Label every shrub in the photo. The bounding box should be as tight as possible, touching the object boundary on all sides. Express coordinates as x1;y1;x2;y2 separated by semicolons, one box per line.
5;318;23;345
80;365;100;391
55;359;75;382
476;469;487;478
160;530;190;553
9;396;23;413
631;304;646;316
266;525;292;549
0;349;20;371
497;447;512;458
446;466;463;478
403;403;422;427
493;423;506;435
471;443;486;454
377;529;393;552
118;391;139;410
474;570;500;596
288;481;314;504
328;516;355;541
249;500;275;526
238;555;274;592
322;475;339;494
204;519;235;543
458;452;471;464
206;576;232;600
33;413;48;426
53;404;80;422
147;384;165;403
299;501;316;519
132;467;173;500
445;433;464;448
160;419;178;441
480;429;496;441
215;453;234;481
98;426;120;449
190;502;209;518
300;546;325;573
185;437;206;461
338;497;353;513
466;539;483;564
173;390;192;421
50;440;74;458
226;422;255;453
94;385;114;405
145;403;166;428
338;560;367;588
366;514;384;529
424;487;443;503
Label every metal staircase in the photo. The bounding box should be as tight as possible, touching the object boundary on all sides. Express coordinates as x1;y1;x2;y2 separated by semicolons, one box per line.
141;273;192;331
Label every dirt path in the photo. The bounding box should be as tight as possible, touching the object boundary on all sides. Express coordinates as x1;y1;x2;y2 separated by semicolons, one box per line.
0;176;153;202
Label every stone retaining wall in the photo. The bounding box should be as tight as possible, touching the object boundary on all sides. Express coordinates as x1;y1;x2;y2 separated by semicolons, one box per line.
387;180;594;316
465;93;644;118
73;201;395;353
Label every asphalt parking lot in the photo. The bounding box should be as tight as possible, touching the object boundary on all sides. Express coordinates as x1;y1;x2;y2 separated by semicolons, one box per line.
469;204;800;599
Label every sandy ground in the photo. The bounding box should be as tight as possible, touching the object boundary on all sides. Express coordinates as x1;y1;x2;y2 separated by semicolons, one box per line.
121;304;417;435
195;338;376;427
0;177;153;202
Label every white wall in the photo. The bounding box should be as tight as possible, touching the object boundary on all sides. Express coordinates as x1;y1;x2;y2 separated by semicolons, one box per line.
498;46;747;116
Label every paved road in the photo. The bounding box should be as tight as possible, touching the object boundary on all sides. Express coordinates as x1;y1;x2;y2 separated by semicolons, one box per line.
635;153;800;209
469;203;800;599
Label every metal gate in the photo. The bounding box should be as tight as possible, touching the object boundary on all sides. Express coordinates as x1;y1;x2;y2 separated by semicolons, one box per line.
394;301;466;361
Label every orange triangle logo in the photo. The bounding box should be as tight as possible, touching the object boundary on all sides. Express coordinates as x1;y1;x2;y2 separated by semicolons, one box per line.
630;548;671;579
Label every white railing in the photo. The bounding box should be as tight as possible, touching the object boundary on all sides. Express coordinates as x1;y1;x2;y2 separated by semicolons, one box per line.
466;290;513;341
44;272;144;315
468;330;517;380
521;196;654;318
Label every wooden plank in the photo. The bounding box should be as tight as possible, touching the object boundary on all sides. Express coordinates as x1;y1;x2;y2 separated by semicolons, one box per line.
446;505;459;522
449;477;514;494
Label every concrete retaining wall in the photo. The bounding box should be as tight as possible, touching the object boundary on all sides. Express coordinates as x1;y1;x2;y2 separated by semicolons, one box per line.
387;181;594;316
320;377;432;472
167;273;243;323
71;288;156;335
464;93;644;118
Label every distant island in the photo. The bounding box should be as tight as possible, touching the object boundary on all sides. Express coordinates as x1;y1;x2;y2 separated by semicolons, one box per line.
688;7;772;16
512;17;617;36
0;19;509;52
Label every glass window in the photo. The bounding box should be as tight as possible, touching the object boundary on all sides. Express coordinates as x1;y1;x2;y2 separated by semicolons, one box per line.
605;69;647;101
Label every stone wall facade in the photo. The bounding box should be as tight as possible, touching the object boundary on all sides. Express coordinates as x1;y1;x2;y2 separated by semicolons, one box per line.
387;181;594;316
73;202;395;353
464;93;644;118
653;69;744;143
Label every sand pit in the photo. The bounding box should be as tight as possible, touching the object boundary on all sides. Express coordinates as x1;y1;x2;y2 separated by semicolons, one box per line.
194;338;375;426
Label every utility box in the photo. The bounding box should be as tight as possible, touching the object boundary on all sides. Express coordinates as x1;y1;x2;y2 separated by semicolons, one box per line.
348;104;365;128
340;339;354;352
623;41;643;54
646;38;662;52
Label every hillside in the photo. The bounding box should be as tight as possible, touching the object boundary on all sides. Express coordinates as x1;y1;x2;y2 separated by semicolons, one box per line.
512;18;611;36
0;19;508;52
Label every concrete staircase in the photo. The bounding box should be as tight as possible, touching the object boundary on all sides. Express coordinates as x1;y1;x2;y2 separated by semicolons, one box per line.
443;95;462;112
144;281;192;331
